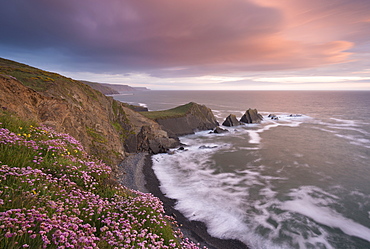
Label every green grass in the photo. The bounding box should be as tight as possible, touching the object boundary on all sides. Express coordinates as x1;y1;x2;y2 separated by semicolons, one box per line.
0;58;63;92
0;57;101;103
85;126;107;144
141;102;195;120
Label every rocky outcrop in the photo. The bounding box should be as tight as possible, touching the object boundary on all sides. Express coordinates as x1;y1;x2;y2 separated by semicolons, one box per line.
123;109;178;154
268;114;279;120
80;81;120;95
129;105;148;112
212;126;229;134
222;114;241;127
81;81;149;94
152;102;219;137
240;108;263;123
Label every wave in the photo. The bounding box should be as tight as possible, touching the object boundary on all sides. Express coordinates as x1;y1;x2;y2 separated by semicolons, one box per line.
313;117;370;149
281;186;370;245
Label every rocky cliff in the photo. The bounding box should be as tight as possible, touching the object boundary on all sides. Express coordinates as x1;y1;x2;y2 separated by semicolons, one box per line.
0;58;177;171
81;81;149;95
142;102;219;137
80;80;120;95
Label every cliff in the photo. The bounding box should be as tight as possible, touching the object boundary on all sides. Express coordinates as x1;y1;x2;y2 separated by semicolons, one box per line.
0;58;177;171
80;80;120;95
141;102;219;137
102;83;149;92
82;80;150;94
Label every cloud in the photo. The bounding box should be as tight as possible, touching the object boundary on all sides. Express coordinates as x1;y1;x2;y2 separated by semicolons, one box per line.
253;76;370;84
0;0;366;77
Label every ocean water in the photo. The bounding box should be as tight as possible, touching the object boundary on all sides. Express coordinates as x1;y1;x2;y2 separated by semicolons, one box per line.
114;91;370;249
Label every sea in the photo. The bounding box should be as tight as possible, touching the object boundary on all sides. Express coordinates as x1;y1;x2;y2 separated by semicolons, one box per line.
113;91;370;249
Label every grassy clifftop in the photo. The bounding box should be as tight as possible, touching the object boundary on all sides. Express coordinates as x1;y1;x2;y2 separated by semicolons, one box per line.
141;102;195;120
0;111;201;248
0;58;101;99
141;102;219;137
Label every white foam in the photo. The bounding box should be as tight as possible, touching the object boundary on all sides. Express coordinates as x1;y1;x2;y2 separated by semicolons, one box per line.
334;133;370;148
244;120;302;144
118;93;134;96
247;130;261;144
330;117;360;127
281;186;370;243
138;102;147;108
312;116;370;149
152;146;253;242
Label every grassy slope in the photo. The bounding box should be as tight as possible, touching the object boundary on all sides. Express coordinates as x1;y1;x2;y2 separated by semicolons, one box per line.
0;57;106;107
0;57;135;166
0;111;200;248
141;102;195;120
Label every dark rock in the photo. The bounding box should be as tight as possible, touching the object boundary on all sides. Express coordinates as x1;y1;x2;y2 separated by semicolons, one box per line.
240;108;263;124
178;146;185;150
222;114;241;127
199;145;218;149
268;114;279;120
131;106;148;112
213;126;229;134
131;125;179;154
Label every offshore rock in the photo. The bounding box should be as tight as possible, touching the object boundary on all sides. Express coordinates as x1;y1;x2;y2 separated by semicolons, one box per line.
222;114;241;127
268;114;279;120
212;126;229;134
240;108;263;123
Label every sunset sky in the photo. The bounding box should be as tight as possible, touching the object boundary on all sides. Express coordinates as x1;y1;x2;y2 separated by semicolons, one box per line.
1;0;370;90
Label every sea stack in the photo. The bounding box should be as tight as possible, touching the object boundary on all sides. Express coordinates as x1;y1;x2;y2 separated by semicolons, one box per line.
222;114;241;127
240;108;263;123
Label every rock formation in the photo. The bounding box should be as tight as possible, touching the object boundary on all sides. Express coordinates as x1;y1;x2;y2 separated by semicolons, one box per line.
240;108;263;123
212;126;229;134
268;114;279;120
148;102;219;137
222;114;241;127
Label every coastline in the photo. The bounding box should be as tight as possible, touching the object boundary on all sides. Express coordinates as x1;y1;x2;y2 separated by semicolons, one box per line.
142;154;249;249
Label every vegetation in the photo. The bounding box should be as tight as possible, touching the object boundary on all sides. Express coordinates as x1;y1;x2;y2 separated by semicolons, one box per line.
0;58;65;92
141;102;195;120
0;111;203;248
0;57;101;102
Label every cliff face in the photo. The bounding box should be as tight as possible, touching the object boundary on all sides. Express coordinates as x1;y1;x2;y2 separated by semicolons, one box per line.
147;102;219;137
0;58;176;170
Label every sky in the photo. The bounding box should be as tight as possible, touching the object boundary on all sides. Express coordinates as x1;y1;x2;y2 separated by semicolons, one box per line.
1;0;370;90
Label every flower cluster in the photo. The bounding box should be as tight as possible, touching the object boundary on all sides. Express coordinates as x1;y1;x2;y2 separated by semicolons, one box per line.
0;121;205;248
